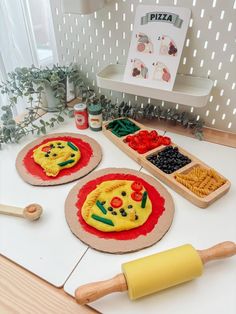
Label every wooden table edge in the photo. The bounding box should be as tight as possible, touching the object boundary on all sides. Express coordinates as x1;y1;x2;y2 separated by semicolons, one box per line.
0;254;98;314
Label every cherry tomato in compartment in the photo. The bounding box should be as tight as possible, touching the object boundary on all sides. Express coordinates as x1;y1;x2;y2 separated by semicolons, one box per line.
125;129;172;155
161;136;171;146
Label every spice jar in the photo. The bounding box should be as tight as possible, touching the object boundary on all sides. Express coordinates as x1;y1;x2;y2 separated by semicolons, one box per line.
88;103;103;131
74;103;89;129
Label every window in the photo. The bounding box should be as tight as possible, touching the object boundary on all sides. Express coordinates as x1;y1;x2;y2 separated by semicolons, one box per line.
23;0;58;66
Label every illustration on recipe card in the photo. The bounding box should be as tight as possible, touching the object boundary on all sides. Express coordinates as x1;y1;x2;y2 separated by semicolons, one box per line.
124;5;191;91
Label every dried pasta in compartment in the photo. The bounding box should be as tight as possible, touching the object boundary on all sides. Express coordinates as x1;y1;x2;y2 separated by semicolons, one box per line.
174;166;226;198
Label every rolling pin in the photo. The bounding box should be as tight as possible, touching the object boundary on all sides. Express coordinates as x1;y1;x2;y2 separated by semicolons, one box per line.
75;241;236;304
0;203;43;221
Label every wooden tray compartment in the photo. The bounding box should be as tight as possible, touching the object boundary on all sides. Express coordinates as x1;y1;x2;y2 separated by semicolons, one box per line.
103;118;230;208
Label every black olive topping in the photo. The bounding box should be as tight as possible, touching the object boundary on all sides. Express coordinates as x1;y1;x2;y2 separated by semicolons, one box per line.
45;154;49;157
52;153;57;157
108;207;113;211
71;153;75;157
128;205;133;209
57;142;61;145
101;201;106;205
119;208;125;213
121;191;126;196
121;212;127;217
111;211;117;215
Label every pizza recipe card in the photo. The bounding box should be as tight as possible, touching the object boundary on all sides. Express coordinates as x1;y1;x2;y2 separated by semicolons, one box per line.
124;5;191;91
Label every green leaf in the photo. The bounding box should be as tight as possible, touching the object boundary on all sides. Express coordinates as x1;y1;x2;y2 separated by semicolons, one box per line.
57;116;64;122
39;119;45;125
36;86;44;92
7;119;16;125
40;126;46;134
1;114;8;121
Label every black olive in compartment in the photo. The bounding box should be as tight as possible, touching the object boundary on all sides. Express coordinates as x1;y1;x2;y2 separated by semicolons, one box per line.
147;146;191;174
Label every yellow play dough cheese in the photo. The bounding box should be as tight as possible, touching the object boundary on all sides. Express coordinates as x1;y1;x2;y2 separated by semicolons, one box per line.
122;244;203;300
81;180;152;232
33;140;81;177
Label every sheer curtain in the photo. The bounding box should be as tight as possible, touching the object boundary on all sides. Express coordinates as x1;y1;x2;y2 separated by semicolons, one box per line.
0;0;57;116
0;0;36;116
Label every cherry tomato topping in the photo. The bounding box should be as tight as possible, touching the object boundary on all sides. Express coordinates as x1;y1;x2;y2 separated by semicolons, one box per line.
42;146;51;152
110;197;123;208
131;191;143;202
162;136;171;146
131;181;143;192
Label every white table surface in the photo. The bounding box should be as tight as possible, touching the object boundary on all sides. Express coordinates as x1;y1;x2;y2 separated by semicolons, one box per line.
0;115;141;287
64;131;236;314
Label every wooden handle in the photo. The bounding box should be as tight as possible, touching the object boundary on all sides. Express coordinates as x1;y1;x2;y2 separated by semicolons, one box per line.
75;273;127;305
197;241;236;264
0;203;43;221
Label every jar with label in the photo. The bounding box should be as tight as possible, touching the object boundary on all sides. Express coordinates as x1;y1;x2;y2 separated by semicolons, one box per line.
74;103;89;129
88;103;103;131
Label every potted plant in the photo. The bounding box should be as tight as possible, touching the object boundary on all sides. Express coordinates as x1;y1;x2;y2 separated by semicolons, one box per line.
0;64;87;112
0;64;93;147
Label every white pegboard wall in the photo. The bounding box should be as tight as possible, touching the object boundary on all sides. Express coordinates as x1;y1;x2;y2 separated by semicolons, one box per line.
50;0;236;132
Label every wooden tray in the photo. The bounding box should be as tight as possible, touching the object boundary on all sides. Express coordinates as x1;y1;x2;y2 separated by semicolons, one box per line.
102;118;230;208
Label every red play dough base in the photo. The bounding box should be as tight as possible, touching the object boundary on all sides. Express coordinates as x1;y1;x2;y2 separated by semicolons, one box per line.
23;136;93;181
76;173;165;240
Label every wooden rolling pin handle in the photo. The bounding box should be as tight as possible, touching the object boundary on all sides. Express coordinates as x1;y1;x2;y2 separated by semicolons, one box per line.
75;273;127;305
197;241;236;264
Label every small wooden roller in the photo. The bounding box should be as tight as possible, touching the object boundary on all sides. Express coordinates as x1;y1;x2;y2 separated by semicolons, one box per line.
75;241;236;304
0;203;43;221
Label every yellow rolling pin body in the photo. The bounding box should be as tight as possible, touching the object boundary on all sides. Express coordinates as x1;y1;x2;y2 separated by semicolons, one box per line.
122;244;203;300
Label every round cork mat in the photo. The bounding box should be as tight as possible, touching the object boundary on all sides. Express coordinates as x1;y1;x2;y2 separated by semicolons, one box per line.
16;133;102;186
65;168;174;254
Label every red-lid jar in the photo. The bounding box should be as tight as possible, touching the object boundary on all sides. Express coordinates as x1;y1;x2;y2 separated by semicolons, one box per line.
74;103;89;129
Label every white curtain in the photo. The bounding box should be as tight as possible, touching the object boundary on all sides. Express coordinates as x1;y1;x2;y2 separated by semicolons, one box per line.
0;0;36;115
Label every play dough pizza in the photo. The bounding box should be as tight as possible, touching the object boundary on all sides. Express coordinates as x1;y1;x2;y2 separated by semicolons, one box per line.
81;179;152;232
65;169;174;253
33;140;81;177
